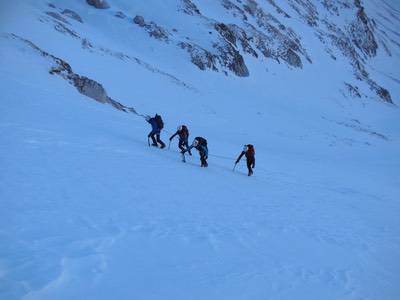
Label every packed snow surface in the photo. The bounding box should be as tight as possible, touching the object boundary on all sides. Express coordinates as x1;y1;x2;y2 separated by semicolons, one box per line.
0;0;400;299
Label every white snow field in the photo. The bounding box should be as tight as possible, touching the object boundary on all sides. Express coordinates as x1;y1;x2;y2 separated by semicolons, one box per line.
1;0;400;299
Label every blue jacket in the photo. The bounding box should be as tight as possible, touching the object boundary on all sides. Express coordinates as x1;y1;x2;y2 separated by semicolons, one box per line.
148;118;160;134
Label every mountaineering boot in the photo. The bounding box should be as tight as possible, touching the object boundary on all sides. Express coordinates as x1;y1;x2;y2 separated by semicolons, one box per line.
248;170;253;176
151;143;158;147
200;161;208;167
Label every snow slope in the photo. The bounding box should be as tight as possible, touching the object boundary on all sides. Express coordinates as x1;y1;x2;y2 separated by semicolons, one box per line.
1;0;400;299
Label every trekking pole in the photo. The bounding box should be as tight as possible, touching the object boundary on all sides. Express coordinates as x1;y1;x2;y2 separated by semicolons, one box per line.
147;137;150;147
233;163;237;172
168;140;171;150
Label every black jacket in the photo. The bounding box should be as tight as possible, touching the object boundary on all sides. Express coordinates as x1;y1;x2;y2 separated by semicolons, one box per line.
236;150;255;166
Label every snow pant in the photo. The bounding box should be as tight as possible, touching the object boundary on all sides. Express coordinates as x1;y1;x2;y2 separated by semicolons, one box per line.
149;131;165;148
247;157;255;175
199;147;208;167
178;138;190;154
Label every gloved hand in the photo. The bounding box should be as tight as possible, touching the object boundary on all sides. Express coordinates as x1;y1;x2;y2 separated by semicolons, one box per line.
169;137;173;141
189;150;192;156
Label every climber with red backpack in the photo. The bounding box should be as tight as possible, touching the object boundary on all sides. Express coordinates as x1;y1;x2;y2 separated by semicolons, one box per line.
183;137;208;167
235;144;255;176
169;125;191;154
146;114;166;148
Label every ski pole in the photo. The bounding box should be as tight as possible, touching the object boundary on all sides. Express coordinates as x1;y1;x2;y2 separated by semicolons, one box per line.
147;137;150;147
168;140;171;150
233;163;237;172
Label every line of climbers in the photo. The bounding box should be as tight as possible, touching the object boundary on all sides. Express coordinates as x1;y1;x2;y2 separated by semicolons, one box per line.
146;114;255;176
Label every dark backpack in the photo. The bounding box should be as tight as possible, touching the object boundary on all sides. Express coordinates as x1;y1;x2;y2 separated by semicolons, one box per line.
155;114;164;129
196;137;207;147
181;125;189;137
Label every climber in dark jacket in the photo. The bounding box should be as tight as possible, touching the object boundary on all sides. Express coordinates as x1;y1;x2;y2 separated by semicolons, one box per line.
184;137;208;167
169;125;191;154
235;144;255;176
146;114;166;148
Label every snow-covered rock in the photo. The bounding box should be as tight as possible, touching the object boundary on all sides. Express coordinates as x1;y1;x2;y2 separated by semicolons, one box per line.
86;0;110;9
61;9;83;23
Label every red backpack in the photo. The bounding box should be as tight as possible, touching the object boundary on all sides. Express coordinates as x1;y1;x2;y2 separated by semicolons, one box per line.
181;125;189;136
247;144;255;155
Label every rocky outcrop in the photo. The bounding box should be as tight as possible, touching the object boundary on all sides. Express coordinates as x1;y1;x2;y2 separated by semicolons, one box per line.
115;11;127;19
221;0;248;21
239;0;310;66
314;4;391;103
129;0;310;76
133;15;145;26
86;0;110;9
179;35;249;77
43;9;81;38
179;42;218;71
226;24;258;58
214;43;249;76
320;0;346;16
349;3;378;57
214;17;307;70
366;79;392;103
10;34;138;114
45;12;69;24
72;76;109;103
62;9;83;23
54;22;80;39
215;23;236;45
284;48;303;68
376;87;392;103
133;16;169;42
344;83;362;98
265;0;291;18
287;0;319;27
81;38;93;49
179;0;201;16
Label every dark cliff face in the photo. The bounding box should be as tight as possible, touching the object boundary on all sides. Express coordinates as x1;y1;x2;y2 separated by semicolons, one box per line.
176;0;389;102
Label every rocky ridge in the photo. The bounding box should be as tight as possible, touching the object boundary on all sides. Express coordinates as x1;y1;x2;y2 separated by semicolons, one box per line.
8;34;145;116
42;0;399;103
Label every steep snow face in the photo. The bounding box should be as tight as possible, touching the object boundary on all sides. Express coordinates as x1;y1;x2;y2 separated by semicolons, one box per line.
1;0;400;300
